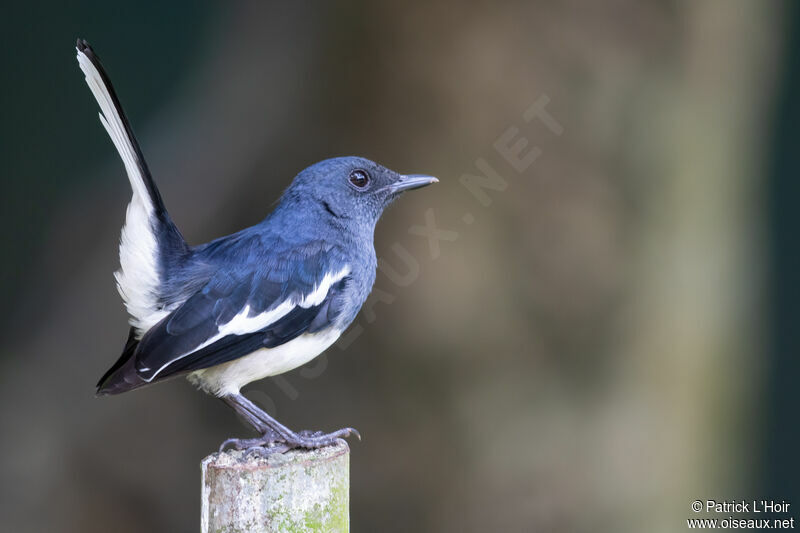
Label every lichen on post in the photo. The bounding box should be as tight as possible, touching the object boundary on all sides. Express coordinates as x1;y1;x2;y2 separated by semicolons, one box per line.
201;440;350;533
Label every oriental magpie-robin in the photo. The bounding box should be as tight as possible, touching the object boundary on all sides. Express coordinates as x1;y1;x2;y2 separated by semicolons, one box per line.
76;39;437;452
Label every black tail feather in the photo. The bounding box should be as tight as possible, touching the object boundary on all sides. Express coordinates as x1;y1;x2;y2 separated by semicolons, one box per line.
76;38;188;258
76;39;167;215
96;327;145;395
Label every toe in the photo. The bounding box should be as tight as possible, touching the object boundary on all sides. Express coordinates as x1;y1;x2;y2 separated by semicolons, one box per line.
219;437;240;452
245;443;291;457
332;427;360;440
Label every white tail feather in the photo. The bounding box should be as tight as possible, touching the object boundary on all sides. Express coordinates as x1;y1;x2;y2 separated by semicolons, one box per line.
77;47;164;333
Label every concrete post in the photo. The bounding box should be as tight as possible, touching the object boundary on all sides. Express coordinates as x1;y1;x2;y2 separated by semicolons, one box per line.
201;440;349;532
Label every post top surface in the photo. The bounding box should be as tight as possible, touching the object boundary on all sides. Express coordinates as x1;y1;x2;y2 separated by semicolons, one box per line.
202;439;350;471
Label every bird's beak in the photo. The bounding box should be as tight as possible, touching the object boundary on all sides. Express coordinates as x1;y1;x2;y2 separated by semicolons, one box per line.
389;174;439;193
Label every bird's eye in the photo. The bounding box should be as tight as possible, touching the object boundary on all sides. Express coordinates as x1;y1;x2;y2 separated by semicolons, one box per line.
348;169;370;189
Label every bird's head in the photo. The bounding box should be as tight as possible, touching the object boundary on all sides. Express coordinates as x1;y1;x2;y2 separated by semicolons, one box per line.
280;156;438;229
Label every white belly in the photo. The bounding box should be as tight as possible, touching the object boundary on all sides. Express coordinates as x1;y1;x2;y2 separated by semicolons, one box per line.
187;329;341;396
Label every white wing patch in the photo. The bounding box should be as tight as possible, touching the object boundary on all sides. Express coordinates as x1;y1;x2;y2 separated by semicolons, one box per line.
77;47;163;333
144;266;351;382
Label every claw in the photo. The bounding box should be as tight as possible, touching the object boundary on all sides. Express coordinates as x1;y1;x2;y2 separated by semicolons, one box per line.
219;437;240;452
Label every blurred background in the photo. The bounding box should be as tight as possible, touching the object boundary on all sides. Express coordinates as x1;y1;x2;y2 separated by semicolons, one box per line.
1;1;798;531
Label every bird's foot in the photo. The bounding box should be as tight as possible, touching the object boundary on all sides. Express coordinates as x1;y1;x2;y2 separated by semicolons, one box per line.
218;427;360;455
218;435;291;456
219;427;360;453
219;394;360;454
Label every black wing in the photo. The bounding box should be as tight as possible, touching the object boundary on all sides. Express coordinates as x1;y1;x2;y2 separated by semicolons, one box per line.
154;291;342;377
97;257;349;395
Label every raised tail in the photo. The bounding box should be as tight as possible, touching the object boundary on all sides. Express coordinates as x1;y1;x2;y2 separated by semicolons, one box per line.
77;39;188;334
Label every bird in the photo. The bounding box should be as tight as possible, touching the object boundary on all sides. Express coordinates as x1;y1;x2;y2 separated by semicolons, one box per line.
75;39;438;452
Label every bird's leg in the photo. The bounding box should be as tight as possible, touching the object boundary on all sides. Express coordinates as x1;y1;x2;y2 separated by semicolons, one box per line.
221;393;360;452
221;395;270;433
218;395;284;453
